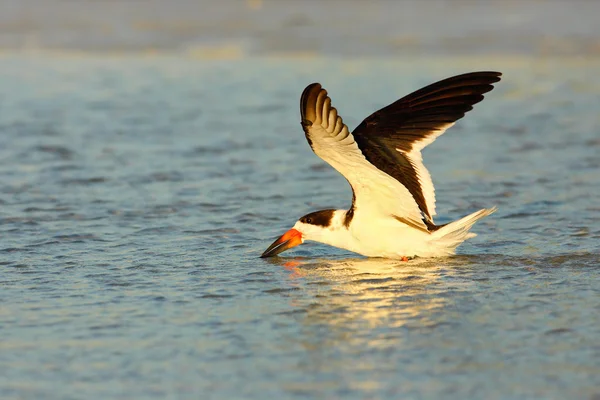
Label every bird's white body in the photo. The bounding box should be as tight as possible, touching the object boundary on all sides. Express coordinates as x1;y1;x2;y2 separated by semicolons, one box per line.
293;207;495;259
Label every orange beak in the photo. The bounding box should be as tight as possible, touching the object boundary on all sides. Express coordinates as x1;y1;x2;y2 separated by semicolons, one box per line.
260;228;303;258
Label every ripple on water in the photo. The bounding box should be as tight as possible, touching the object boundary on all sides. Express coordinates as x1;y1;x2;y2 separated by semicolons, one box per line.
1;55;600;400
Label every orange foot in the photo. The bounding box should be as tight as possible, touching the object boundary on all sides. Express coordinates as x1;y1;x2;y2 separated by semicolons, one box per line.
401;256;409;262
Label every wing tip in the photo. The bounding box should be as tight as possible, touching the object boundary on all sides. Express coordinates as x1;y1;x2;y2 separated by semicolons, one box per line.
436;71;503;90
483;71;502;86
300;83;324;125
460;71;502;80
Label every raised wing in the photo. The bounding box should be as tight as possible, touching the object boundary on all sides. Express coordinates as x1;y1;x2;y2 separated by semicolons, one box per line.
300;83;427;230
352;71;502;222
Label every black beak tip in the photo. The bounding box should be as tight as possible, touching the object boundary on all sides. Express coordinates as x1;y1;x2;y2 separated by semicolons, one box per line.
260;238;290;258
260;244;282;258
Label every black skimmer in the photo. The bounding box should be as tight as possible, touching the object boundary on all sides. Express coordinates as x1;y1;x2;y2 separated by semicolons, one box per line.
261;71;502;259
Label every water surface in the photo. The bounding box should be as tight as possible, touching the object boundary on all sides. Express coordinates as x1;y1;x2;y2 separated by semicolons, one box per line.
1;54;599;399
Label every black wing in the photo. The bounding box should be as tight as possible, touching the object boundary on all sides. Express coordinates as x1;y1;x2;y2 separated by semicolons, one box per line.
351;71;502;221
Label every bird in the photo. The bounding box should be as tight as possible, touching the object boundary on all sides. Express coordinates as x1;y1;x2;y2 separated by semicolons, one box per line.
261;71;502;259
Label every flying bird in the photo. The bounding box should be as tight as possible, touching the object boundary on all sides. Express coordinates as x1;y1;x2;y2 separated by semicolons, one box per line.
261;71;501;259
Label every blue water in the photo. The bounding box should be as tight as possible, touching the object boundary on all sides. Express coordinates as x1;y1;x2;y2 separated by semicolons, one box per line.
1;54;599;399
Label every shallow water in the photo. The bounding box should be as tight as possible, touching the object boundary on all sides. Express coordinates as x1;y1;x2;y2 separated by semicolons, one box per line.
1;54;600;399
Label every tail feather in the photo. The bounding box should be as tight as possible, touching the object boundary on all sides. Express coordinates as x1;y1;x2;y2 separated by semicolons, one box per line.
429;207;497;254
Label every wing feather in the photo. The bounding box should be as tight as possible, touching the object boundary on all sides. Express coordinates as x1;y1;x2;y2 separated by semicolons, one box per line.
352;71;502;220
298;72;501;229
300;83;427;230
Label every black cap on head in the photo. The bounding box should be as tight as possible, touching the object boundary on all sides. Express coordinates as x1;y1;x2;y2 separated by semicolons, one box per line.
299;209;335;227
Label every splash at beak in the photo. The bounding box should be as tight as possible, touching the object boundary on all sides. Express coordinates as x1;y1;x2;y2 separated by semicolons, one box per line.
260;228;303;258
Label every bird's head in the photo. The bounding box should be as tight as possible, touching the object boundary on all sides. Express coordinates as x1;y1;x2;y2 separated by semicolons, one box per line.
260;210;336;257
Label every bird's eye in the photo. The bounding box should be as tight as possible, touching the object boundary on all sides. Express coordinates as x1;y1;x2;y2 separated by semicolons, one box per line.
306;218;312;224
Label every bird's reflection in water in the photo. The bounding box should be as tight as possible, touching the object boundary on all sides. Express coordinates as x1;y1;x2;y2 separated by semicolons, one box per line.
265;255;483;394
271;255;479;355
292;257;453;328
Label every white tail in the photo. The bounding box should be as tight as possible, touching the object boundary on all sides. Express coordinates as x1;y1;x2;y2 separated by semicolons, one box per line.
429;207;497;254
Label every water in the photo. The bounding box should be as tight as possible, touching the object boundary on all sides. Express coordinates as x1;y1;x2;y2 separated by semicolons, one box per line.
1;52;600;398
2;0;600;56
